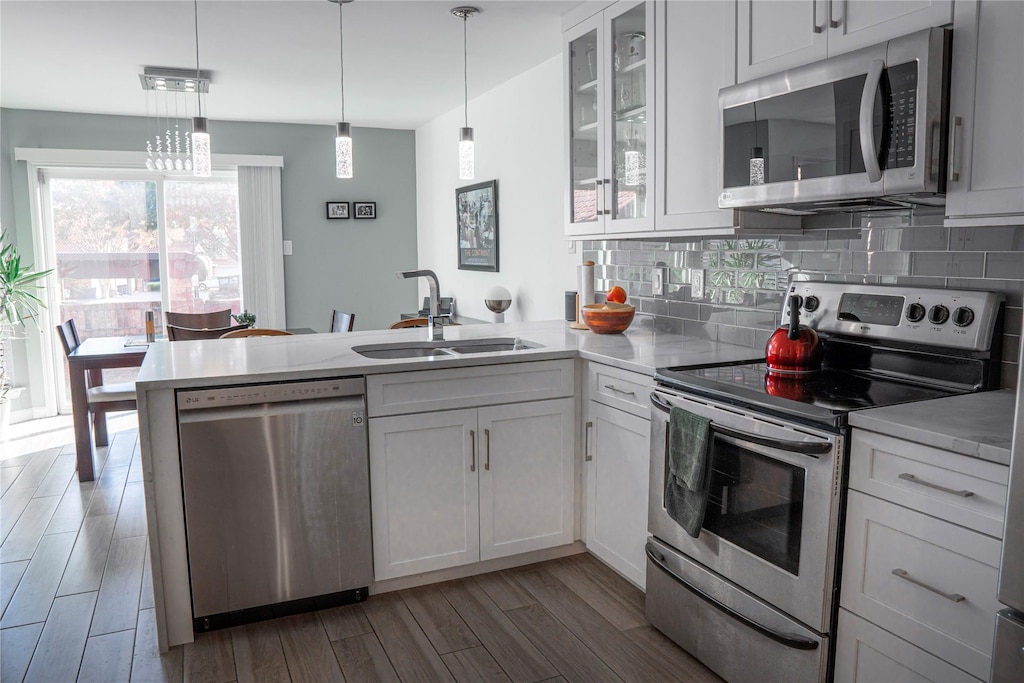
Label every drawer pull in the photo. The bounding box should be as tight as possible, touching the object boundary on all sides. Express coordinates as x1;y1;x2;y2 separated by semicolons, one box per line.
892;568;966;603
898;472;974;498
604;384;636;397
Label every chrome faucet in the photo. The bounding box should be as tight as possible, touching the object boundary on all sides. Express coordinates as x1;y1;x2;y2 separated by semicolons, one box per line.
397;269;445;341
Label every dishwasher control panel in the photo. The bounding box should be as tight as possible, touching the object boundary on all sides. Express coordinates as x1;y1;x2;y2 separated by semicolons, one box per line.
177;377;365;410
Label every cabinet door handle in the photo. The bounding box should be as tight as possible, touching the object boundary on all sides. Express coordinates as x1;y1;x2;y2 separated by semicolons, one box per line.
828;0;840;28
604;384;636;397
948;115;963;182
484;428;491;471
892;568;966;603
812;0;824;33
584;421;593;462
470;429;476;472
603;178;612;215
898;472;974;498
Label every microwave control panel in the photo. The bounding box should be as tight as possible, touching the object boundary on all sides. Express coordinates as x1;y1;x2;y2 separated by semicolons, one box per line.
885;61;918;169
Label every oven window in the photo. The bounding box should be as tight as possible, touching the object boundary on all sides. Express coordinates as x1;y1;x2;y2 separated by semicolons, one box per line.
702;439;806;575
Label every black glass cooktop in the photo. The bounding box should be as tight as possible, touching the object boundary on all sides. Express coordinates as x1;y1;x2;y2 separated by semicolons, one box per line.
656;363;963;430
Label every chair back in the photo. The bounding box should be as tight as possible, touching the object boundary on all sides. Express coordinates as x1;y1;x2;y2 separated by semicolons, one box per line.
330;311;355;333
165;309;233;330
166;323;249;341
388;317;429;329
220;328;294;339
57;319;82;356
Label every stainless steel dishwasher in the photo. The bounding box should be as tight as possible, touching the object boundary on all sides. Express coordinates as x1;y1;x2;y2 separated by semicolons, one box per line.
177;377;371;632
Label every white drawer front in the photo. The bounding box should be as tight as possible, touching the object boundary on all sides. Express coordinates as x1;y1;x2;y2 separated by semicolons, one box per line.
850;430;1009;538
367;360;574;417
841;491;1002;680
835;609;983;683
587;362;652;418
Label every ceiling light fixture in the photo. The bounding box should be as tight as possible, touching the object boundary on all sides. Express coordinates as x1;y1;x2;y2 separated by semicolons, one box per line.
329;0;355;179
191;0;211;177
139;67;209;172
452;6;479;180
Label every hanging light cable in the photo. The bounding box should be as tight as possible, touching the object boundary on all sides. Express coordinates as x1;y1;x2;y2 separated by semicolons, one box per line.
452;6;478;180
330;0;354;178
192;0;211;177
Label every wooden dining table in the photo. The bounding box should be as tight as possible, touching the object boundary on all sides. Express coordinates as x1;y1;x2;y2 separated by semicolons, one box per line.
67;336;149;482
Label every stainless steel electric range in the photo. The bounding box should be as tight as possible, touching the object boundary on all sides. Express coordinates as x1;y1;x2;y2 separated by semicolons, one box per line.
646;283;1005;683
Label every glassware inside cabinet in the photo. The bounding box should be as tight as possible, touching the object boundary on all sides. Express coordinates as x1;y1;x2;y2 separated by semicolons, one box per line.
570;29;599;224
610;4;647;222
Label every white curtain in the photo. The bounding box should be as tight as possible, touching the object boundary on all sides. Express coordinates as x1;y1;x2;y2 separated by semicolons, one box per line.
238;166;285;328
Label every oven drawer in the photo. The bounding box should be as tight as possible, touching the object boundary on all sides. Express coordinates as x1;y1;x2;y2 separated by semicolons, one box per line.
834;609;983;683
840;490;1003;680
850;430;1009;538
587;363;652;418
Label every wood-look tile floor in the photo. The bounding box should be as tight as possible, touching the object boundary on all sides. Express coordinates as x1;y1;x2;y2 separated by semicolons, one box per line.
0;426;722;683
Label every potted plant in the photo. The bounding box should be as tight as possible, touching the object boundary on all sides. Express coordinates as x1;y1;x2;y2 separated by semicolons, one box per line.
232;310;256;328
1;231;53;429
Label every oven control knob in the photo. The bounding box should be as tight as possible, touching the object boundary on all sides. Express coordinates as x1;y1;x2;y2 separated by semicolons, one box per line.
905;302;926;323
803;296;820;312
952;306;975;328
928;304;950;325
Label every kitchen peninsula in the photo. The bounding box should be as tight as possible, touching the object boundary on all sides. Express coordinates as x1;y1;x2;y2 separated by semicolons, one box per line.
135;320;763;651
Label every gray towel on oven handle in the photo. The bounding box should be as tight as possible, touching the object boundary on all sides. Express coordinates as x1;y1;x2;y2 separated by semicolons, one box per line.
665;405;713;538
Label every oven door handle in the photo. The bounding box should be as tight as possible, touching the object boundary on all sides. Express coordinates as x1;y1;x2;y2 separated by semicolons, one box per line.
650;392;833;456
645;545;820;651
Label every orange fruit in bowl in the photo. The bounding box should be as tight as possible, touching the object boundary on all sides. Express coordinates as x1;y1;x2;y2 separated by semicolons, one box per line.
606;285;627;304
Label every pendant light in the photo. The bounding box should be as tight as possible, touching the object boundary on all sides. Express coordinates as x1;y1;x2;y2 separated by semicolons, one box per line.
452;6;479;180
191;0;211;177
330;0;355;179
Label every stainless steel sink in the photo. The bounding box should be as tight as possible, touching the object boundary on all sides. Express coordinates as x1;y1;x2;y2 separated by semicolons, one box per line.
352;337;538;359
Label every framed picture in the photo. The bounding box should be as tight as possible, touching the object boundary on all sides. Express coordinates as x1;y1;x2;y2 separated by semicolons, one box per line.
354;201;377;219
456;180;498;272
326;201;349;219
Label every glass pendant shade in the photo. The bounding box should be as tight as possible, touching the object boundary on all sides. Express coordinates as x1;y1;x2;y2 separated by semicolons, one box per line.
459;127;475;180
192;116;211;177
336;122;353;178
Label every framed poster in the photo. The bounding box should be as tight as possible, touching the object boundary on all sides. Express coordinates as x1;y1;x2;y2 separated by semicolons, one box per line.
456;180;498;272
326;201;349;219
354;201;377;219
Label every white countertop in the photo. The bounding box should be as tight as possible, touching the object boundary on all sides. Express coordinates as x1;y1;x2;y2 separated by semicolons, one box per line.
848;388;1016;465
135;319;766;390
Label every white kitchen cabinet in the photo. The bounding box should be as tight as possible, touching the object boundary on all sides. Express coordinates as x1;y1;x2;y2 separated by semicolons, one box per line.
369;398;575;581
736;0;953;83
837;427;1010;682
564;1;654;236
944;0;1024;224
583;363;652;588
654;0;737;232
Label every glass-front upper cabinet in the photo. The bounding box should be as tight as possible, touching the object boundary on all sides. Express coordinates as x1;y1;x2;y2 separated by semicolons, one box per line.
564;1;653;236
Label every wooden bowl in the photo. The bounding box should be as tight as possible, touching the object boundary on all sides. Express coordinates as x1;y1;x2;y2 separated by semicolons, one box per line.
581;303;636;334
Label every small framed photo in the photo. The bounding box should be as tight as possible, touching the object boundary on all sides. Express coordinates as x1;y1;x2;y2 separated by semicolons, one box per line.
456;180;498;272
354;202;377;219
326;201;350;219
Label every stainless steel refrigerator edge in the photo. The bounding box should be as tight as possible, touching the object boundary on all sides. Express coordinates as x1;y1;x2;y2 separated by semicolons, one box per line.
992;346;1024;682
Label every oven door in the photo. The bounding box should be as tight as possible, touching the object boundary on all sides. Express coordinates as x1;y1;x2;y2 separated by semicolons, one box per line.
649;388;844;632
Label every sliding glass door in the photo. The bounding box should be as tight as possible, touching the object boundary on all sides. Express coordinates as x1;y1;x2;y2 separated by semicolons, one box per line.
42;170;240;410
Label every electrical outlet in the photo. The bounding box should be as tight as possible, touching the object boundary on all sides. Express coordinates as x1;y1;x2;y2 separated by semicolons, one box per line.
283;240;293;256
652;267;665;296
691;270;704;299
567;240;577;254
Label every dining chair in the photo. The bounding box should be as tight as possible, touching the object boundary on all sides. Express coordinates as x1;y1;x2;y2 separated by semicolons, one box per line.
166;323;249;341
329;310;356;333
165;309;233;330
220;328;294;339
56;319;137;446
388;317;429;329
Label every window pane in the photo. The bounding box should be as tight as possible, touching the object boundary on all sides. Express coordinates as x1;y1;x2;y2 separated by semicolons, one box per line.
164;180;243;321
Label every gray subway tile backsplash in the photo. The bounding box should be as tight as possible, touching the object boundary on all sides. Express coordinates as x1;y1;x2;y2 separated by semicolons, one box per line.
586;218;1024;387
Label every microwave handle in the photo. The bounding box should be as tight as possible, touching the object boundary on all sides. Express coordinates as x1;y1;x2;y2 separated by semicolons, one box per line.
859;59;885;183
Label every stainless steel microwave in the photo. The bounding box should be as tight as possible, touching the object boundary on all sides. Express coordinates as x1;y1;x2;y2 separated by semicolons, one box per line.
718;27;951;214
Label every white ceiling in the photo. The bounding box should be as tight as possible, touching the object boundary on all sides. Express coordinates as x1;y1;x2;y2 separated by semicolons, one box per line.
0;0;585;130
